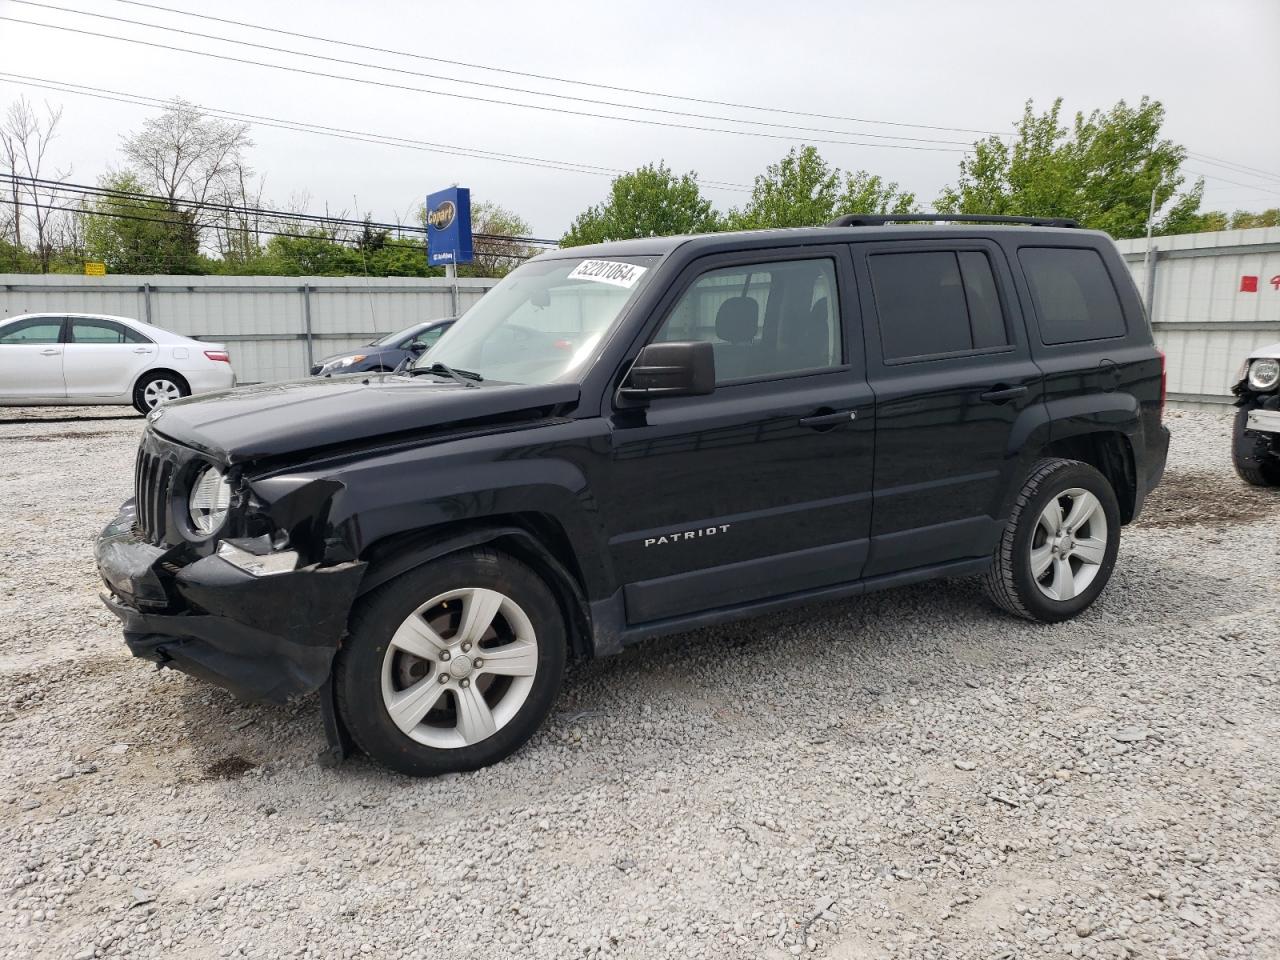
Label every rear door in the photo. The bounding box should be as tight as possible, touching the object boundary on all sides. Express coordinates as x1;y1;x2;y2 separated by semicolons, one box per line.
63;318;158;399
0;316;66;399
853;239;1044;576
597;246;877;623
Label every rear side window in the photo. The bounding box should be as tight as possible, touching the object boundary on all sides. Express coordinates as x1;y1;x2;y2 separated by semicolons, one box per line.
70;319;151;344
1019;247;1126;345
868;250;1010;361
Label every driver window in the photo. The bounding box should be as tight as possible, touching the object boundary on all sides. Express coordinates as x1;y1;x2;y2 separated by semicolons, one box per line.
654;258;842;383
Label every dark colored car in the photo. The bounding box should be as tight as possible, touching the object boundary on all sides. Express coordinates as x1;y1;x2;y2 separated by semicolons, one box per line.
1230;342;1280;485
309;318;455;376
96;214;1169;776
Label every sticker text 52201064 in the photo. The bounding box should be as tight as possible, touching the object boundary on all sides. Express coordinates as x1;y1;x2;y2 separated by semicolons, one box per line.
567;260;648;289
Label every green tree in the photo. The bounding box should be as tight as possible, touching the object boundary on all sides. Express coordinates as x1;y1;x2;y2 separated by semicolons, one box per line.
937;97;1200;238
728;146;916;229
242;231;431;277
728;146;840;229
83;172;203;274
836;170;917;219
561;162;721;246
465;200;538;278
1230;208;1280;229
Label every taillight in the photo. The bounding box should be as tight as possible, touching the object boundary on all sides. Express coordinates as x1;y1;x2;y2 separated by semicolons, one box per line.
204;350;230;363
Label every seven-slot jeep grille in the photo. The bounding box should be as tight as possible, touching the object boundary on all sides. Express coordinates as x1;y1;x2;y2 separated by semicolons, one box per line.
134;445;175;545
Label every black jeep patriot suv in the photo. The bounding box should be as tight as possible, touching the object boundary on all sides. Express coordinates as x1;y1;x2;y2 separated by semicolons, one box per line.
96;214;1169;776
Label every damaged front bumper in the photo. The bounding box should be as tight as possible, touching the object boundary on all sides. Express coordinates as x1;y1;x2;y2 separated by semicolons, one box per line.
95;503;365;704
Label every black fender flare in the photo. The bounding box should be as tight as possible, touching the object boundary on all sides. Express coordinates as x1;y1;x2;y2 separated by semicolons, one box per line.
355;523;594;660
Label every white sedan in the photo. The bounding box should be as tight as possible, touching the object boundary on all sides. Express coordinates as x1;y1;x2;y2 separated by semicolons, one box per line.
0;312;236;413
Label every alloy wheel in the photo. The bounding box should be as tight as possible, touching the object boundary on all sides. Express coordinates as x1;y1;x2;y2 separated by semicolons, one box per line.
380;587;539;749
1029;487;1109;602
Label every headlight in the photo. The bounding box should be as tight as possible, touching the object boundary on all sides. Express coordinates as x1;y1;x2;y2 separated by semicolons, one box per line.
188;466;232;535
1248;358;1280;391
322;354;365;373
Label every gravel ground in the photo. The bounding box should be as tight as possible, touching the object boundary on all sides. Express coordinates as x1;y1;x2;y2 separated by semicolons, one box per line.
2;406;1278;960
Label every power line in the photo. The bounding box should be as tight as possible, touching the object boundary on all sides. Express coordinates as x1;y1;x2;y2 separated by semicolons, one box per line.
0;195;411;247
97;0;1008;138
1186;152;1280;187
0;195;545;264
0;15;969;153
1;174;562;246
1186;170;1280;200
0;72;751;192
11;1;976;147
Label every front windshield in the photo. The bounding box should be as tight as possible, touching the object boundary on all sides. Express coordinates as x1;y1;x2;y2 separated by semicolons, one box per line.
413;255;657;385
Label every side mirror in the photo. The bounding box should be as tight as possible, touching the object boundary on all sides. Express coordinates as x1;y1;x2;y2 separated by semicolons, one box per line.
408;341;428;355
618;341;715;402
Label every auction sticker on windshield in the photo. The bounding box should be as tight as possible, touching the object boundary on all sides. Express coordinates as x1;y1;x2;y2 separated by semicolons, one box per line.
567;260;648;288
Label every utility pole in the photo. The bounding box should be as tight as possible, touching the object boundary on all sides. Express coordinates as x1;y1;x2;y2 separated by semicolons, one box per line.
445;262;458;316
1142;186;1158;310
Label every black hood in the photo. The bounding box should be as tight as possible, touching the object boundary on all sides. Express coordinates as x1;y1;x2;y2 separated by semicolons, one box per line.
151;374;581;464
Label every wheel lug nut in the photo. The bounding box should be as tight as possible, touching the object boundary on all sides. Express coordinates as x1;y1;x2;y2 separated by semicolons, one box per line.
461;642;471;652
460;678;470;688
438;673;449;684
439;651;450;661
473;658;483;668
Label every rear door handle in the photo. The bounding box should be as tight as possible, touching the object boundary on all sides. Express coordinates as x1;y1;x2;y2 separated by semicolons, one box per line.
979;385;1028;404
40;348;61;356
134;347;153;354
799;409;858;429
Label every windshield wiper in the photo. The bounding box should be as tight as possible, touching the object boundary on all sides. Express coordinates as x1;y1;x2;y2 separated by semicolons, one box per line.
407;360;483;387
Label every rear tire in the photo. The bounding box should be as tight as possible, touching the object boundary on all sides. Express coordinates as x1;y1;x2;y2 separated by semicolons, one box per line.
983;458;1121;623
132;371;190;414
1231;408;1280;487
335;547;566;776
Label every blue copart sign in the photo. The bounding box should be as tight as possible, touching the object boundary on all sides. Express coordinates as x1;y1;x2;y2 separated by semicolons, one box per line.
425;187;473;266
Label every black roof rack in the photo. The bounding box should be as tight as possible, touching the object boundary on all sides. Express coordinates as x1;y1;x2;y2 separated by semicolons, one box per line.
827;213;1080;228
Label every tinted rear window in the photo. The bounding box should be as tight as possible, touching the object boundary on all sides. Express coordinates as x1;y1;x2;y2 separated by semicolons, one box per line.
869;250;1009;361
1019;247;1126;345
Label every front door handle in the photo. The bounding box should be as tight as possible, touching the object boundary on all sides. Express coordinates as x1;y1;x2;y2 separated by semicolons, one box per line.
40;348;61;356
134;347;153;354
799;409;857;429
979;384;1028;404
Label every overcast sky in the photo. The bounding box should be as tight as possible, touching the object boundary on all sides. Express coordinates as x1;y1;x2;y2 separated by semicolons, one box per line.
1;0;1277;239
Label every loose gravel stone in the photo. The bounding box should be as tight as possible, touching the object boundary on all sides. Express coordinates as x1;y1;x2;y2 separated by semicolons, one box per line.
0;406;1278;960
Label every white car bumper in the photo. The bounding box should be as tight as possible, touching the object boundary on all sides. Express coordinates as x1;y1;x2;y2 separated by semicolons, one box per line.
185;364;237;395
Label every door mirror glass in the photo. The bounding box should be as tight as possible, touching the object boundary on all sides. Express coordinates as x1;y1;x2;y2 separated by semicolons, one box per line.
619;341;715;402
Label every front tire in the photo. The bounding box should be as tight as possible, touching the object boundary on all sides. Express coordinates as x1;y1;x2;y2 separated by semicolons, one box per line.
335;547;567;776
1232;408;1280;487
132;371;190;414
983;458;1121;623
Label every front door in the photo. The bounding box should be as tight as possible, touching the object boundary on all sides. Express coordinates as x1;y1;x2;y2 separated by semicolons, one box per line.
599;248;876;624
0;316;66;399
853;239;1045;576
63;317;158;400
